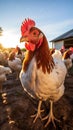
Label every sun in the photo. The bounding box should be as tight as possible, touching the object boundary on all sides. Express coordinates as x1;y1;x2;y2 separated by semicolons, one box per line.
0;29;21;48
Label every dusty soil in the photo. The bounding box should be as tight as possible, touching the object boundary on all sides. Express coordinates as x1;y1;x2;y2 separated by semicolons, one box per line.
0;72;73;130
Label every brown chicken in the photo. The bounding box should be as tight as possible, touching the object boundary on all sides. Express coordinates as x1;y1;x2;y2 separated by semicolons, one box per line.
19;18;68;127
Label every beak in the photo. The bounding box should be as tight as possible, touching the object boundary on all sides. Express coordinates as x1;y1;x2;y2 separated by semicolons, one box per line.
20;36;26;43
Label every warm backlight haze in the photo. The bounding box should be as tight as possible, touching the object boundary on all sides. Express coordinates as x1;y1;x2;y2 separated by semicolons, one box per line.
0;30;23;48
0;0;73;48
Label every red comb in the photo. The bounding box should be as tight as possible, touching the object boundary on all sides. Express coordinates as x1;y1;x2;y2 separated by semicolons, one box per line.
69;47;73;52
61;45;65;50
21;18;35;36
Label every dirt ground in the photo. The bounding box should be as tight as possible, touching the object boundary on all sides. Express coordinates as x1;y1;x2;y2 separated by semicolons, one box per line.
0;72;73;130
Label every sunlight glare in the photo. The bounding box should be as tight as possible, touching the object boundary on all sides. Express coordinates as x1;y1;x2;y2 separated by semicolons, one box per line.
0;29;21;48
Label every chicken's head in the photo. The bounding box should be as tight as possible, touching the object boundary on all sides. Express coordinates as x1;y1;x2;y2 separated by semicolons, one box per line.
20;18;43;51
63;49;73;59
8;52;15;61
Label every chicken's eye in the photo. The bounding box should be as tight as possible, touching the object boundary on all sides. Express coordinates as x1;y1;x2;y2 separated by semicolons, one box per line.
32;30;39;36
33;32;37;35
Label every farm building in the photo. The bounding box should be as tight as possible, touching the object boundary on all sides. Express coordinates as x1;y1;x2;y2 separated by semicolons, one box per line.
50;29;73;49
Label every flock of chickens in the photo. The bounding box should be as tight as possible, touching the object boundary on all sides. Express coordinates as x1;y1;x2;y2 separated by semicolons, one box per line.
0;46;24;91
0;18;73;128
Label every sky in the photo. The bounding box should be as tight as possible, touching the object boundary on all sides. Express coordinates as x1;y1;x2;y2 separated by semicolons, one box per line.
0;0;73;48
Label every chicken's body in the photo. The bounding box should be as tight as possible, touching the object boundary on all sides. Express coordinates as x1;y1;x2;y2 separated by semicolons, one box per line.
8;57;22;71
19;18;71;127
0;65;12;92
20;50;67;127
8;52;22;79
20;55;67;101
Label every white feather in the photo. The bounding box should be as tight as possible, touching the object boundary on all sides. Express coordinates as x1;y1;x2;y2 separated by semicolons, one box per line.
20;55;67;102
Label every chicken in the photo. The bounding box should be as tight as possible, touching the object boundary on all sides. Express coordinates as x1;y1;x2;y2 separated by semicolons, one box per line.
50;48;55;55
62;49;73;69
0;65;12;92
14;46;24;62
52;49;73;70
0;50;9;66
8;51;22;80
60;45;65;54
19;18;67;127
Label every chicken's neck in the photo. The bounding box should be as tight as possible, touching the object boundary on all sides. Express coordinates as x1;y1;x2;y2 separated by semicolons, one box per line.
35;39;55;73
22;35;55;73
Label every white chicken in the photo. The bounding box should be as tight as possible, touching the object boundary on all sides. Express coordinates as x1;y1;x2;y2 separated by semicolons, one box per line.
19;18;69;127
0;65;12;92
8;51;22;80
52;49;73;69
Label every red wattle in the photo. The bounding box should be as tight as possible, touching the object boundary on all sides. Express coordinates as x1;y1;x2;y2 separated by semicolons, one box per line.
25;42;36;51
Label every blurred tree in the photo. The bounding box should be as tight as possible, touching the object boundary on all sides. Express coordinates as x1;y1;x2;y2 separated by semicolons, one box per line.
0;27;3;36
